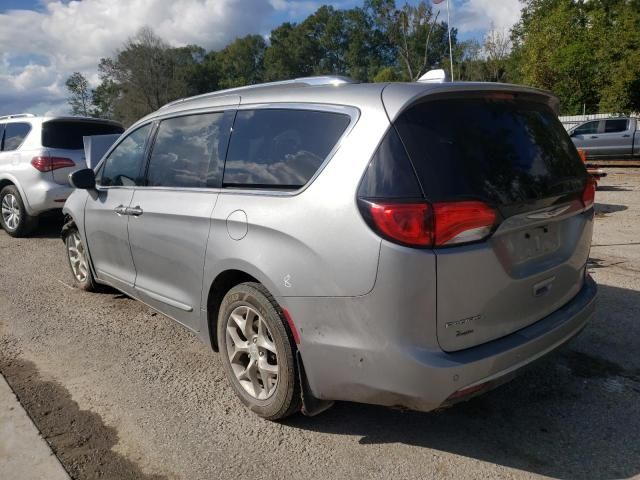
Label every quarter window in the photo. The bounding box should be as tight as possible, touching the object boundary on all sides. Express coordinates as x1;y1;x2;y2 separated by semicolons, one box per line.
2;122;31;151
99;124;151;187
223;109;351;189
604;119;628;133
146;112;228;188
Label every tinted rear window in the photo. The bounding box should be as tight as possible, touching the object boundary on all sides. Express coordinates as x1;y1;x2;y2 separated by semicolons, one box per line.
42;121;124;150
604;119;628;133
223;109;350;189
395;98;587;205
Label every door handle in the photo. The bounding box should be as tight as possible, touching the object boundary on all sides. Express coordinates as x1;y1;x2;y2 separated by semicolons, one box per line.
114;205;127;216
622;134;631;138
590;135;599;139
127;206;144;216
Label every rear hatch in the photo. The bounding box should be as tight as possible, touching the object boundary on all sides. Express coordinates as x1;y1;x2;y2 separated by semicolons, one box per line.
41;119;123;184
391;90;593;352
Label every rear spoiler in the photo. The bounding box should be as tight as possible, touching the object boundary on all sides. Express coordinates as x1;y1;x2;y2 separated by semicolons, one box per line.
382;82;560;122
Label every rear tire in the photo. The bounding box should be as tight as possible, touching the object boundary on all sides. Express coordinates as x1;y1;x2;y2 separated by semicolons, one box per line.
218;282;301;420
0;186;38;237
63;227;97;292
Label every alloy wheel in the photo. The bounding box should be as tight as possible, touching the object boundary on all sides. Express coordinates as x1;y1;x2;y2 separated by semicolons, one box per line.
225;305;279;400
1;194;20;231
67;231;89;283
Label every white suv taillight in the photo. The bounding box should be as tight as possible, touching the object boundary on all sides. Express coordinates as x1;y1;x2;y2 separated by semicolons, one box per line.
31;156;75;172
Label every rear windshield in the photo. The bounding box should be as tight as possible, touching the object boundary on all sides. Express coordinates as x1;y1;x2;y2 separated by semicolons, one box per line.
42;121;124;150
394;97;588;205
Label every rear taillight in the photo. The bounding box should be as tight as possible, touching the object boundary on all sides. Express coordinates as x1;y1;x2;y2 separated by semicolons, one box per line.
433;201;497;246
582;178;596;209
31;156;75;172
369;202;433;247
363;200;496;248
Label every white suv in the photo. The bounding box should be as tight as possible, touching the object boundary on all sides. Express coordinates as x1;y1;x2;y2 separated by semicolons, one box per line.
0;114;123;236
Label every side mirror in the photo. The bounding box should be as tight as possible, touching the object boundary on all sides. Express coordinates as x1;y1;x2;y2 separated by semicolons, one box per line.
69;168;96;190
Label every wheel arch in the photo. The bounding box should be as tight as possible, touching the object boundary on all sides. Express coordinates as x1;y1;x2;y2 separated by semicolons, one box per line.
206;269;261;352
0;175;29;210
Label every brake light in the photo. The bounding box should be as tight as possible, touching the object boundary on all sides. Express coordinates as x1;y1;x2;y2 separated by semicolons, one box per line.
369;202;432;246
582;178;596;209
433;201;497;246
31;156;75;172
364;200;496;248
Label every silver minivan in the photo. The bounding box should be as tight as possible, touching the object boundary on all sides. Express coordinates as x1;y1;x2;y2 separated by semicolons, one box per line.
62;77;597;420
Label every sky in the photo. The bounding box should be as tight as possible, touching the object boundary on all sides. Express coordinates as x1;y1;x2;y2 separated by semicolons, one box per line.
0;0;523;116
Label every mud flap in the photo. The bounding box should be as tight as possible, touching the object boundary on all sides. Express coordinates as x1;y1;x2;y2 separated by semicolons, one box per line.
296;351;334;416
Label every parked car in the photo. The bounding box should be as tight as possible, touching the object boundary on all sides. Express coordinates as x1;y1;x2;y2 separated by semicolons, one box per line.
0;114;123;236
569;117;639;160
62;77;597;420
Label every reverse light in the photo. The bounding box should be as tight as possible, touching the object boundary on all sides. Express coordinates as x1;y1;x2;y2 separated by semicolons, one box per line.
31;156;75;172
582;179;596;209
433;201;497;246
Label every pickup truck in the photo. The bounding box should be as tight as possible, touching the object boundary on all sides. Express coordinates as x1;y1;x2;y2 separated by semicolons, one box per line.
569;117;639;160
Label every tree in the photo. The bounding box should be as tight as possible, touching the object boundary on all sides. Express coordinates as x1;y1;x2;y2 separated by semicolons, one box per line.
510;0;640;115
365;0;454;81
95;27;195;125
484;28;511;83
215;35;266;88
65;72;92;116
511;0;602;114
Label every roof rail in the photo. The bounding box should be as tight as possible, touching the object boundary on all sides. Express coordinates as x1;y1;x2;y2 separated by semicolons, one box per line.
0;113;36;120
161;75;358;110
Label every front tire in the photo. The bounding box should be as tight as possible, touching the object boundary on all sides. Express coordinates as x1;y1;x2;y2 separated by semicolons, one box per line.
0;186;38;237
218;282;301;420
63;227;97;292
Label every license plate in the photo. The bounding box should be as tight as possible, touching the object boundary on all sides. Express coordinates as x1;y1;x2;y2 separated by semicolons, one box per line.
518;225;560;260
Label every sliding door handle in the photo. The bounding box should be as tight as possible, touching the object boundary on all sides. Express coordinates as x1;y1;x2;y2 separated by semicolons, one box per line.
127;206;144;216
114;205;127;215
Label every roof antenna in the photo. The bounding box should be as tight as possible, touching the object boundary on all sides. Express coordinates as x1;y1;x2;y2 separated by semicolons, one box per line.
417;69;450;83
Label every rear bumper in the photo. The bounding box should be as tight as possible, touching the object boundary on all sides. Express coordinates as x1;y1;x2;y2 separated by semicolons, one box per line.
288;276;597;412
23;180;72;215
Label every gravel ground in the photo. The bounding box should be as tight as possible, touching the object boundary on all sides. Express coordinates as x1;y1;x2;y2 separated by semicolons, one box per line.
1;169;639;480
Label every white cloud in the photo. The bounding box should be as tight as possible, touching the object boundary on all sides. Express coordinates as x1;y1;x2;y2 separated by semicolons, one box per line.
435;0;523;36
0;0;276;116
0;0;524;116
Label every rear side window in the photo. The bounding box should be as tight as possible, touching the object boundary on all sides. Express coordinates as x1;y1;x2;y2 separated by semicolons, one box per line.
223;109;350;189
146;112;229;188
573;121;599;135
395;97;587;206
3;122;31;151
604;119;628;133
42;121;123;149
358;128;422;199
99;124;151;187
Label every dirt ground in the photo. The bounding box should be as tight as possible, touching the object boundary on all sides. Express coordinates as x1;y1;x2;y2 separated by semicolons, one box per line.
1;169;639;480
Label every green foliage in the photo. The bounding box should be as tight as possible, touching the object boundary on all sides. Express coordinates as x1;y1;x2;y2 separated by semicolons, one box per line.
215;35;266;89
511;0;640;114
